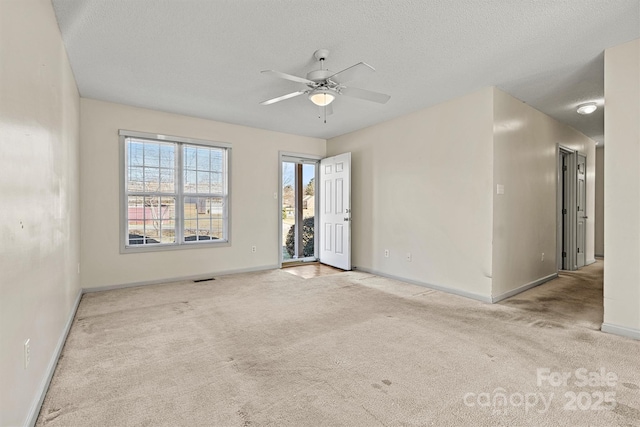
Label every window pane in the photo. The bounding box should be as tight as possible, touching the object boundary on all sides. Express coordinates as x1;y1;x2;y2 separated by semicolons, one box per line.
184;170;196;193
211;172;222;193
127;195;177;245
158;197;176;243
196;148;209;170
127;196;145;241
196;171;210;193
211;150;223;171
183;144;225;194
159;144;174;168
183;196;224;241
129;142;144;167
144;143;160;167
144;167;160;192
128;166;144;192
184;146;197;170
160;169;175;193
126;140;175;195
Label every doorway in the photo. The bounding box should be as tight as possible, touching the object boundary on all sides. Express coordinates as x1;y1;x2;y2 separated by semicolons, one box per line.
280;153;320;264
278;152;352;270
557;146;587;271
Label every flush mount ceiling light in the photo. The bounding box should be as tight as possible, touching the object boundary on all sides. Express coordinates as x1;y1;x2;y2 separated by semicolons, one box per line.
308;88;335;107
577;102;598;115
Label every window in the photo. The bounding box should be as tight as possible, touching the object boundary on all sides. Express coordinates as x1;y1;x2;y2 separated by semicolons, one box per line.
120;130;230;252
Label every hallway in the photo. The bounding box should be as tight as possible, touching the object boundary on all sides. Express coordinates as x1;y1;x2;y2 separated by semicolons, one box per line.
501;260;604;330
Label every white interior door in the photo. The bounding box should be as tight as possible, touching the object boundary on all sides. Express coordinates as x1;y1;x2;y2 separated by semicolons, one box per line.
576;154;586;267
319;152;351;270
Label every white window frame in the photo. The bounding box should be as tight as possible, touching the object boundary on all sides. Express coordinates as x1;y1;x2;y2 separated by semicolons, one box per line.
119;130;231;253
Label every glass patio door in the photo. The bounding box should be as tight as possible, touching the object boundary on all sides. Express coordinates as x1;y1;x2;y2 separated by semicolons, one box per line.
281;156;317;263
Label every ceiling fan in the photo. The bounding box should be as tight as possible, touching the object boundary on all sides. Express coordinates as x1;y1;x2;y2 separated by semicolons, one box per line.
260;49;390;118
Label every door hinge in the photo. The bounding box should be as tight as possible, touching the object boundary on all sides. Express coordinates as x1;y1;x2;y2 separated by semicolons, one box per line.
577;248;580;253
562;209;567;214
563;165;567;171
562;252;566;258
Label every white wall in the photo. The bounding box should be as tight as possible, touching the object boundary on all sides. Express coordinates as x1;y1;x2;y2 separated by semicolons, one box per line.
0;0;81;425
327;88;495;300
595;147;605;257
492;88;596;298
80;99;325;289
603;38;640;336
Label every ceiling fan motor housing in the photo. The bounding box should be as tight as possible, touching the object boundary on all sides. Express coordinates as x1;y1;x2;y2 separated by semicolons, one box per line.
306;69;333;84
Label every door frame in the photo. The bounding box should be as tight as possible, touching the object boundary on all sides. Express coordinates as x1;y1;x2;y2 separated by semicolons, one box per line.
576;153;587;268
278;151;322;267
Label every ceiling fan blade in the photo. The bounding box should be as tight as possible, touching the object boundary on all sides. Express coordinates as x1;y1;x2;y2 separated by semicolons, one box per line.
340;86;390;104
261;69;315;85
260;91;306;105
327;62;375;84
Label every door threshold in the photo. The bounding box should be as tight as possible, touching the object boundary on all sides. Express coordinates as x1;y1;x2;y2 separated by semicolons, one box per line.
282;260;319;268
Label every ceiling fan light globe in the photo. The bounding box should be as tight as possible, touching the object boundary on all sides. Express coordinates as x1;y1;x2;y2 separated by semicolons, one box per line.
309;91;335;107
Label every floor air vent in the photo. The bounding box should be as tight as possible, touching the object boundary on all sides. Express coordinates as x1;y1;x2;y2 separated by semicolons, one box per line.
193;277;215;283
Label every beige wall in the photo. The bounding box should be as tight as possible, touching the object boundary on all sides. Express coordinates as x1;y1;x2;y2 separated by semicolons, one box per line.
327;88;495;300
595;147;605;257
80;99;325;289
603;38;640;336
492;88;596;298
326;86;597;302
0;0;81;425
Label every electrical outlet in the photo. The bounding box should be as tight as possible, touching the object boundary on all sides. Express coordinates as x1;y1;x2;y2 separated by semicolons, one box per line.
541;252;545;261
406;252;412;262
24;339;30;369
251;245;257;253
384;249;389;258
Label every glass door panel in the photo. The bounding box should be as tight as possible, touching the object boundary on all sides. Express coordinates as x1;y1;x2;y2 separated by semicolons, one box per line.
281;159;317;262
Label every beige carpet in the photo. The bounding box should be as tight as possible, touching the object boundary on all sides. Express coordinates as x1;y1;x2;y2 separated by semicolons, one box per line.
38;261;640;426
499;260;605;330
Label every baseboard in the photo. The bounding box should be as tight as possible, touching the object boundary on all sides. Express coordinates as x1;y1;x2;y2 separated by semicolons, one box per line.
595;254;604;258
586;259;596;265
83;264;280;293
491;273;558;303
352;266;493;303
26;288;83;427
601;323;640;340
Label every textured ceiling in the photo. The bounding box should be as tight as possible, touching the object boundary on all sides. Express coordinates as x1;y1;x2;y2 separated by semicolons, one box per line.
51;0;639;143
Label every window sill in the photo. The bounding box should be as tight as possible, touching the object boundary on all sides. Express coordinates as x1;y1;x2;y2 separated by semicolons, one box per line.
120;240;230;254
